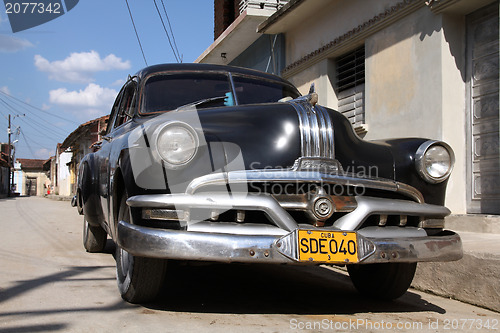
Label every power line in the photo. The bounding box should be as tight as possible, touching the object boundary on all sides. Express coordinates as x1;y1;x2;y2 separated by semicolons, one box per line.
20;129;36;158
0;97;68;139
125;0;148;66
160;0;182;62
0;90;79;125
153;0;180;63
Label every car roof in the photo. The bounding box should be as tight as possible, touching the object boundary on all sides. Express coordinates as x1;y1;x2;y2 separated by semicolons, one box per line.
134;63;291;84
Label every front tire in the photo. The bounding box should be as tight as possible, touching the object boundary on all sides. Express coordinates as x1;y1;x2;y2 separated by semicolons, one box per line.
115;194;167;303
83;217;107;253
347;263;417;300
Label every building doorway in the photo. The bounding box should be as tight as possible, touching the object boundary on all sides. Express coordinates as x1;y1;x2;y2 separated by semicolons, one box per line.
466;1;499;214
26;177;37;196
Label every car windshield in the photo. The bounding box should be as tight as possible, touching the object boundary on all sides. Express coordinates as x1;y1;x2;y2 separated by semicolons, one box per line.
141;72;300;113
231;75;300;105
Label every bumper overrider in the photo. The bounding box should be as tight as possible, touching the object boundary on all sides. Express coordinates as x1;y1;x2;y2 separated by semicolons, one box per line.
117;192;463;265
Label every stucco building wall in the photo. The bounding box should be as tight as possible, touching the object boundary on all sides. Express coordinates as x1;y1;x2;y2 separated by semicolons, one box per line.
362;7;467;212
278;2;486;214
57;151;72;196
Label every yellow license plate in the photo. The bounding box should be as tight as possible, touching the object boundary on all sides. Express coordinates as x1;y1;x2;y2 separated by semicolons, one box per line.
297;230;359;263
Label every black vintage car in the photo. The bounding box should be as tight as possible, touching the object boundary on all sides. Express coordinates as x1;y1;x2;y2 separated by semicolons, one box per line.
74;63;462;303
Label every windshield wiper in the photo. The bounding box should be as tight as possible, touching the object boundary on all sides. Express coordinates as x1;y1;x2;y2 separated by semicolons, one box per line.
176;96;228;111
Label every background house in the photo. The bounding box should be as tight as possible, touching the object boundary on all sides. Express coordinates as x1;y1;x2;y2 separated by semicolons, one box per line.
54;116;108;197
13;158;48;196
198;0;499;223
197;0;289;74
0;147;9;198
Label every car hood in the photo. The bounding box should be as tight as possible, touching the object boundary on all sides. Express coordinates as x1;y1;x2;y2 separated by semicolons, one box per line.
130;100;395;194
195;101;395;180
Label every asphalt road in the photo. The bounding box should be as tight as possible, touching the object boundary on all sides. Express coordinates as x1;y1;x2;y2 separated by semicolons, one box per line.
0;196;499;333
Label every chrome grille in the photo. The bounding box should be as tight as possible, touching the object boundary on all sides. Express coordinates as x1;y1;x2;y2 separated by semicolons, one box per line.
289;100;335;159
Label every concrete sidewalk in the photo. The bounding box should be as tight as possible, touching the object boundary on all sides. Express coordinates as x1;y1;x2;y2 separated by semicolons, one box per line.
412;216;500;313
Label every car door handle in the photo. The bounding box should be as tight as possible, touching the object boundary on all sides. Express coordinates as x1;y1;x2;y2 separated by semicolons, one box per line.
102;135;111;141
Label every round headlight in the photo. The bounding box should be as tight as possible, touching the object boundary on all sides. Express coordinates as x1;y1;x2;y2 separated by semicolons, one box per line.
415;141;455;184
156;122;198;168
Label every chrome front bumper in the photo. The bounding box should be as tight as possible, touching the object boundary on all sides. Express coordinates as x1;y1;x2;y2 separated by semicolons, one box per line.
118;193;463;264
117;221;462;264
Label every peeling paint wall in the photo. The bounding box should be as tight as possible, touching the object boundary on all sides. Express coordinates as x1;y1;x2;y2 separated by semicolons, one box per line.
364;7;467;212
365;7;443;140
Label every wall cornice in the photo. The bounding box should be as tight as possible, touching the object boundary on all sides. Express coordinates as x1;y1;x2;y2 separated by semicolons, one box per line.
281;0;426;79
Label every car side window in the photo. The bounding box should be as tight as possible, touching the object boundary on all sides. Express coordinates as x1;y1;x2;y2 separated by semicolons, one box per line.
106;88;125;134
115;82;137;128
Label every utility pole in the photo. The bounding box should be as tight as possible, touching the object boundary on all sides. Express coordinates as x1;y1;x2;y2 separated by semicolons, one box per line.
7;114;11;197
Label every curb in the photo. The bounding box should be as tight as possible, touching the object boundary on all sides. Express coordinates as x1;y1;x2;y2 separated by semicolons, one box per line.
412;232;500;313
44;195;73;202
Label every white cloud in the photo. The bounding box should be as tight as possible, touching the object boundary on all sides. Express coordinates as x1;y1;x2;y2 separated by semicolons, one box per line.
111;79;125;87
49;83;117;119
49;83;117;108
0;35;34;53
35;50;131;83
0;86;10;95
34;148;54;159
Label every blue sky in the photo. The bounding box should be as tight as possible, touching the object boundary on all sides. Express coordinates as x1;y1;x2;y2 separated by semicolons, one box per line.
0;0;214;160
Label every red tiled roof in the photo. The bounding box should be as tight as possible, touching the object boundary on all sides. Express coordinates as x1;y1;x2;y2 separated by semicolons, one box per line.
60;115;109;151
17;158;46;170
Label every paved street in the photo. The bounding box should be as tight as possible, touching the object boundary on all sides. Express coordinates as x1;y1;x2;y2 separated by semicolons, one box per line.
0;196;499;333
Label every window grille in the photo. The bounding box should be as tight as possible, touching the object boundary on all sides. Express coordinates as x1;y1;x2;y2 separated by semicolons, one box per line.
336;46;365;127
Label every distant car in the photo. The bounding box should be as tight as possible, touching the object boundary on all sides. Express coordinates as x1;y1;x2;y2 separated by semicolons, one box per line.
74;63;462;303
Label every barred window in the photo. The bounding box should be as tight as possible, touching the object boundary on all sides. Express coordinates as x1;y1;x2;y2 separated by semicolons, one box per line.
336;46;365;127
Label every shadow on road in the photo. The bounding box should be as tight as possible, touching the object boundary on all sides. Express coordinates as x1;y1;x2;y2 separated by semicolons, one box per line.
0;323;67;333
0;265;114;305
145;261;446;315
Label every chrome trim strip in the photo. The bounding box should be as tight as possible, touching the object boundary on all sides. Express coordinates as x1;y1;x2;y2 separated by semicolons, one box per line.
127;193;298;232
316;105;335;159
227;72;239;106
310;104;321;156
288;100;335;159
333;196;449;230
117;220;462;264
322;105;335;159
293;101;311;156
185;170;424;203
